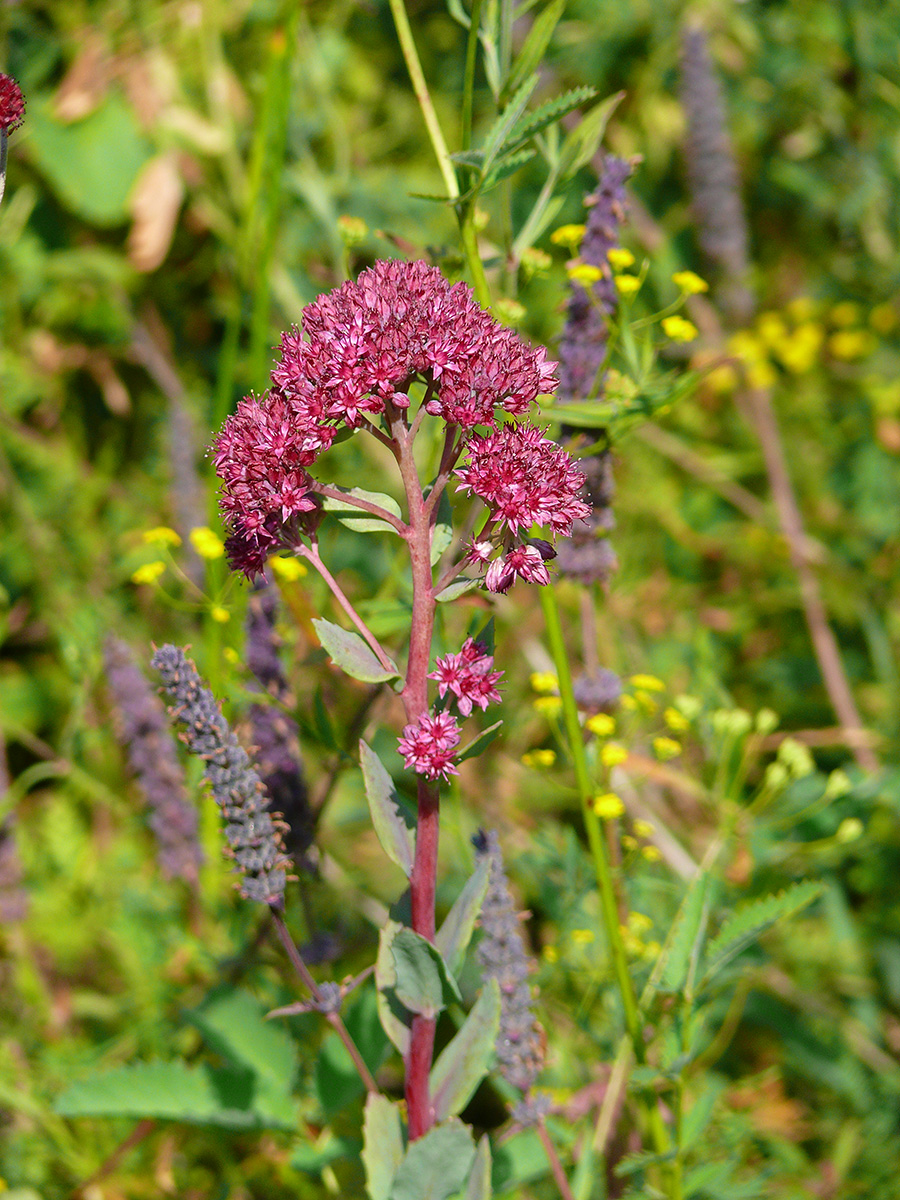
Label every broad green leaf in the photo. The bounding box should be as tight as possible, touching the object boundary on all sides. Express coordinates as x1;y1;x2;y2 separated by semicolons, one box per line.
430;979;500;1121
360;740;416;876
435;856;490;977
657;871;711;995
363;1094;405;1200
457;720;503;764
479;74;540;179
188;986;298;1094
390;1119;476;1200
491;1128;547;1192
323;487;404;534
292;1135;361;1174
376;920;413;1055
312;618;400;683
702;880;823;984
436;577;481;602
55;1061;295;1129
26;91;153;226
557;91;625;182
465;1136;493;1200
391;928;462;1017
503;0;566;101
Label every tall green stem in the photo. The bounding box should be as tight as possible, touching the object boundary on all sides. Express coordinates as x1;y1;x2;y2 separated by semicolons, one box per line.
461;0;483;152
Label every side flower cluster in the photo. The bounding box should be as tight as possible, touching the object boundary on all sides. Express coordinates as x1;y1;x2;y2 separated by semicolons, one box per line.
104;637;202;885
152;644;292;905
428;637;503;716
397;710;461;781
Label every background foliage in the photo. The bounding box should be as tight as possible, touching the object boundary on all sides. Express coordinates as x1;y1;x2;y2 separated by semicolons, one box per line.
2;0;900;1196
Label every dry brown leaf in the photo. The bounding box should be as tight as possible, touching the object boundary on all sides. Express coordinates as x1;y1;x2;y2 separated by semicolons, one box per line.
128;152;184;273
54;33;111;122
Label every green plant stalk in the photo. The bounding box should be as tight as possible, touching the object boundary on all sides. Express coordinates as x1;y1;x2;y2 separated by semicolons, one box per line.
539;584;672;1170
461;0;483;152
459;210;492;307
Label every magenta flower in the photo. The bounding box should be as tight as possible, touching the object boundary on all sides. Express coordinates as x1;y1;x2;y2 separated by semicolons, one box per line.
429;638;504;716
0;74;24;134
456;422;590;538
484;544;553;594
398;709;461;781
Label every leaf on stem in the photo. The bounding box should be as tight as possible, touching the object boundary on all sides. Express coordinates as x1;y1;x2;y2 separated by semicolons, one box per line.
429;979;500;1121
376;920;413;1055
701;879;823;986
557;91;624;182
656;869;711;995
465;1135;493;1200
360;739;416;877
363;1094;405;1200
322;487;404;534
436;576;481;602
435;856;490;977
312;617;400;683
502;0;567;102
457;720;503;764
391;928;462;1017
389;1119;477;1200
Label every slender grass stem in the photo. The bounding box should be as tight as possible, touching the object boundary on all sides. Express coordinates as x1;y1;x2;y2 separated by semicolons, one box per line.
461;0;483;152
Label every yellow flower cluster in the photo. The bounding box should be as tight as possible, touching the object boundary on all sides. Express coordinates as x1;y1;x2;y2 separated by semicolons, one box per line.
269;555;308;581
550;224;586;253
672;270;708;295
614;274;641;297
530;671;559;694
189;527;225;560
521;748;557;769
566;262;604;287
662;315;699;343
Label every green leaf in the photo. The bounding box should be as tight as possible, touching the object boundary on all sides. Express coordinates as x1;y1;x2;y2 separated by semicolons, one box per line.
702;880;824;984
312;618;400;683
479;74;540;179
189;986;297;1094
363;1094;406;1200
376;920;413;1055
389;1119;477;1200
292;1135;361;1174
657;871;711;995
503;0;566;101
491;1128;547;1192
436;577;481;602
322;487;403;534
360;740;416;876
557;91;625;182
26;91;153;226
391;928;462;1017
55;1061;295;1129
431;489;454;566
482;148;537;192
504;85;598;154
457;720;503;764
435;857;490;977
614;1148;678;1178
465;1136;492;1200
430;979;500;1121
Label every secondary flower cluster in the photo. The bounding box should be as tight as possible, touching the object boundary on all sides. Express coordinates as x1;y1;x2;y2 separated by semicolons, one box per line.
428;637;503;716
397;709;461;782
0;74;24;133
214;260;558;577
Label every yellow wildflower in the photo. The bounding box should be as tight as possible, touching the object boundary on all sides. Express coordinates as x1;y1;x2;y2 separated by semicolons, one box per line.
620;694;638;711
705;363;738;393
269;555;308;581
614;274;641;297
534;696;563;718
542;945;559;963
131;561;166;585
869;303;896;334
142;526;181;547
621;834;637;851
672;270;708;294
567;262;604;287
756;311;788;347
223;646;239;664
593;792;625;819
728;330;768;363
571;928;595;945
786;296;816;322
746;360;778;389
521;247;552;280
586;713;616;736
662;315;699;342
664;706;690;732
521;748;557;769
634;691;658;716
828;329;876;360
210;605;230;623
530;671;559;694
643;940;662;959
607;247;636;271
653;736;682;760
829;300;861;327
629;673;665;692
628;911;653;933
642;845;662;862
550;224;586;251
633;819;655;839
775;322;824;374
189;527;225;559
601;743;628;768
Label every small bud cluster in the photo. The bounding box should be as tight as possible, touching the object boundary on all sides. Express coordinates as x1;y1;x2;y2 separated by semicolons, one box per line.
0;74;25;134
152;644;291;904
104;637;202;884
245;582;316;871
474;829;544;1096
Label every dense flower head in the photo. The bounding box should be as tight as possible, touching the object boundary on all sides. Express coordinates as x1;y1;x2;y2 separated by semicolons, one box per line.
397;708;461;781
429;637;503;716
455;422;590;537
0;74;24;133
271;259;557;432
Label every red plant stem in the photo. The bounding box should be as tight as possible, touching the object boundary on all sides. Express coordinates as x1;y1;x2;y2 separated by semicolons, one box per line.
393;411;441;1139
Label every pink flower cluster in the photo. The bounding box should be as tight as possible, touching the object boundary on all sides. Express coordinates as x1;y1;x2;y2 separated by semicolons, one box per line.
455;422;591;592
397;710;461;781
272;259;557;432
429;638;503;716
0;74;24;134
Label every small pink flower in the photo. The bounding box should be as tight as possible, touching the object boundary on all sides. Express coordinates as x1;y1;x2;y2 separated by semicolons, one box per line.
429;638;503;716
398;709;461;780
485;545;551;594
0;74;24;134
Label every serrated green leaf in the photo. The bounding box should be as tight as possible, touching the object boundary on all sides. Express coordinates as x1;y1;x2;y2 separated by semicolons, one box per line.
312;618;400;683
189;986;298;1093
363;1094;405;1200
614;1147;678;1178
702;880;823;984
430;979;500;1121
482;148;537;193
322;487;403;534
55;1061;295;1129
435;857;490;977
376;920;413;1055
558;91;625;182
360;739;416;877
504;85;598;155
457;720;503;764
390;1119;476;1200
465;1135;492;1200
479;74;540;179
657;871;711;995
503;0;566;101
391;928;462;1017
450;150;486;168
